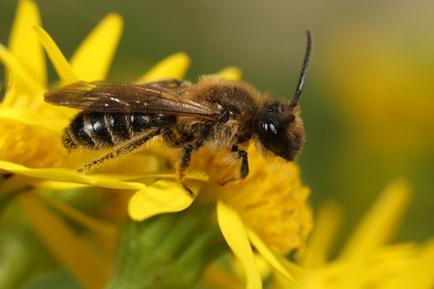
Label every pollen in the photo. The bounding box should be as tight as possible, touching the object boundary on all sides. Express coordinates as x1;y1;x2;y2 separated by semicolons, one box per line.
193;144;313;254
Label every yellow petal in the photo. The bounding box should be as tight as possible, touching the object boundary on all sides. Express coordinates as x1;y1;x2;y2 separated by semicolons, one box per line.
216;67;242;81
34;26;78;84
0;160;145;190
398;240;434;289
301;202;342;268
35;180;88;190
70;13;123;81
0;44;43;93
126;170;208;182
18;193;110;289
0;157;205;191
137;52;191;83
217;200;262;289
9;0;46;86
247;229;295;283
275;255;306;282
340;179;411;261
128;180;195;221
0;107;66;133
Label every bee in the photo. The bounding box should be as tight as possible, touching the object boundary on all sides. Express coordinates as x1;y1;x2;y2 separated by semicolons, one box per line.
45;31;312;184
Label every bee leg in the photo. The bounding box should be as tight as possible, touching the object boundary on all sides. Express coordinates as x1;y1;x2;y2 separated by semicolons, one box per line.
178;144;194;180
231;145;249;179
161;128;199;195
177;138;207;180
78;129;161;172
238;150;249;179
176;144;201;198
218;146;249;186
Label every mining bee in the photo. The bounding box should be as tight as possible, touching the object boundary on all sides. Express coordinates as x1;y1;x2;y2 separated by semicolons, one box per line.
45;31;312;184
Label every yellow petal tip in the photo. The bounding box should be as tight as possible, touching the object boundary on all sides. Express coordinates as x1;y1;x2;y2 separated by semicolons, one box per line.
128;180;195;221
217;67;242;81
138;52;191;83
105;12;123;25
34;26;78;84
70;12;123;81
340;178;412;260
217;200;263;289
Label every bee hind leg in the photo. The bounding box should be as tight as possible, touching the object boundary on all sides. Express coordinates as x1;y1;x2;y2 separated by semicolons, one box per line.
78;129;161;172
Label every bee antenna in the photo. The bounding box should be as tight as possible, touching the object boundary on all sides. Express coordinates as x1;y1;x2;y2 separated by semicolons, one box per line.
289;30;312;108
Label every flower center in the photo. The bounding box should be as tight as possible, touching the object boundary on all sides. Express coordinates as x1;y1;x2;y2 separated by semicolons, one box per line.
192;144;313;253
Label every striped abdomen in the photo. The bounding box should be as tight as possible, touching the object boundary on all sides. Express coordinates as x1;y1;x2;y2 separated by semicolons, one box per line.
63;112;175;149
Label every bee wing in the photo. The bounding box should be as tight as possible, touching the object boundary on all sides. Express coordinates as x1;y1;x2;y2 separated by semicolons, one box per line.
44;81;219;119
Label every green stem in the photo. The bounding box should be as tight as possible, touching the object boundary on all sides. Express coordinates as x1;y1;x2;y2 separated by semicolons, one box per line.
106;207;225;289
0;205;56;289
0;186;31;217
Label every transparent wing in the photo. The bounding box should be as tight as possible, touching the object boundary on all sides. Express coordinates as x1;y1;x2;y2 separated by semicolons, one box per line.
44;80;219;119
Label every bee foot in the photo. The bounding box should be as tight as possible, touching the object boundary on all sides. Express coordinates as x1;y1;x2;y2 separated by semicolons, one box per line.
182;183;195;198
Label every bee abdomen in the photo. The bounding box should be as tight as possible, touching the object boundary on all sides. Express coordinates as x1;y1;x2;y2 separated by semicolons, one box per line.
106;113;175;141
65;112;114;149
63;112;176;150
106;113;132;144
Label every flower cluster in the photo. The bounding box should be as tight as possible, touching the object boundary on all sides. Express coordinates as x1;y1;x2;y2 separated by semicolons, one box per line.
0;1;312;289
1;1;432;289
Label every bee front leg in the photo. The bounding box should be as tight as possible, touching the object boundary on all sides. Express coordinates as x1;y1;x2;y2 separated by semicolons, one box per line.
218;145;249;186
237;150;249;179
232;145;249;179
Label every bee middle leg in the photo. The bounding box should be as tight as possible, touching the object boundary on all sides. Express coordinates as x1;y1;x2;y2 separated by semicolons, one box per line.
161;128;203;180
78;129;161;172
178;140;206;181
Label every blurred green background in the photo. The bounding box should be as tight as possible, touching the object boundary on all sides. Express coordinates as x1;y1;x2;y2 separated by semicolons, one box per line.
1;0;433;243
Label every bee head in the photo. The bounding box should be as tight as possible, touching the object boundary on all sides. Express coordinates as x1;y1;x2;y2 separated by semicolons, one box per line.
255;102;304;161
255;30;312;161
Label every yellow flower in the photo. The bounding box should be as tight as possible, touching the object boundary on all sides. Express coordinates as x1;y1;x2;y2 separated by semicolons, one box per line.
0;1;192;288
282;179;433;289
0;1;312;289
201;179;434;289
189;144;312;254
